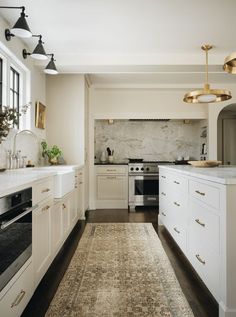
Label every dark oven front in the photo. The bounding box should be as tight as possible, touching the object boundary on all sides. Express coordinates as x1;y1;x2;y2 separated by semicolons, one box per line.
129;174;159;207
0;187;33;292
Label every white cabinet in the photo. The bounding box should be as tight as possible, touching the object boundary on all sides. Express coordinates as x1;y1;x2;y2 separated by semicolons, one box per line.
51;200;63;257
0;263;33;317
75;168;85;219
33;197;53;287
159;166;236;317
96;165;128;209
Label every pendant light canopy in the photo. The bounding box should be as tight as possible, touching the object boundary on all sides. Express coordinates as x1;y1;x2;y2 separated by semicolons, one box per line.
44;54;58;75
223;52;236;74
23;35;47;60
183;45;232;103
0;6;32;40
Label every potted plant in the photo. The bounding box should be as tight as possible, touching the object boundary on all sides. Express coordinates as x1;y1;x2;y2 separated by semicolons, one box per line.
41;141;62;165
0;106;19;143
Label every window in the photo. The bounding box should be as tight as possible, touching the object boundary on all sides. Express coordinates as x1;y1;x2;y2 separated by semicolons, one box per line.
9;66;20;128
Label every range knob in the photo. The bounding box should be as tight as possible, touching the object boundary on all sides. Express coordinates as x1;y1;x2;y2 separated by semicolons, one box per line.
146;167;150;171
136;167;139;171
141;167;144;171
130;167;134;171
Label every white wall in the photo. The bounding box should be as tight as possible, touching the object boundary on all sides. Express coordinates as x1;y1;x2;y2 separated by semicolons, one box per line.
0;16;46;167
90;87;208;119
46;75;85;165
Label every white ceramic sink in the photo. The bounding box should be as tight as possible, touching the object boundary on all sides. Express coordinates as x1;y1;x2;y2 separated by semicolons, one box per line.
53;169;75;198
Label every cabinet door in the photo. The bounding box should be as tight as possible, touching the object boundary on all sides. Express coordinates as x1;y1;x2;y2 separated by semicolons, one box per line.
78;179;84;219
51;202;63;256
33;199;52;286
69;190;77;228
97;175;126;200
0;263;33;317
62;197;70;238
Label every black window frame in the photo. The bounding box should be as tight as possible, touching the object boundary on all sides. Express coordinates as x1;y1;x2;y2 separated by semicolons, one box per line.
10;66;20;128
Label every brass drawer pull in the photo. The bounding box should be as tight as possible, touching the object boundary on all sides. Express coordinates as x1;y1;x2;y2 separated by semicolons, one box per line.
75;185;78;188
79;182;83;184
174;180;180;184
107;176;116;179
11;289;26;307
41;188;50;193
107;169;116;172
195;219;205;227
174;202;180;207
42;205;50;212
161;175;166;179
196;254;206;265
174;227;180;234
161;212;166;217
62;203;66;209
195;190;205;196
161;192;166;196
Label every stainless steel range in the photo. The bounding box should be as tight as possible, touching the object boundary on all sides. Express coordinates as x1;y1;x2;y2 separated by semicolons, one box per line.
128;161;173;211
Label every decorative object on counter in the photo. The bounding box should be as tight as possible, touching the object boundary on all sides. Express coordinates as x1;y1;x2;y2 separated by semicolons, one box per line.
188;160;221;167
108;155;114;163
41;141;62;165
35;101;46;129
100;151;107;163
183;45;232;103
26;160;35;167
0;106;19;143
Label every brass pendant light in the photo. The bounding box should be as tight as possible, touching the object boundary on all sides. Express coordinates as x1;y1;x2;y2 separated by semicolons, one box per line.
223;52;236;74
183;45;232;103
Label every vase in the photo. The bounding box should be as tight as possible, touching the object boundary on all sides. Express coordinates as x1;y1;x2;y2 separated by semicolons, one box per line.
49;157;58;165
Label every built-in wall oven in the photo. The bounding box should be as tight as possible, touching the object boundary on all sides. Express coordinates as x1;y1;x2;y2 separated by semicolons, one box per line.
128;161;174;211
0;187;37;292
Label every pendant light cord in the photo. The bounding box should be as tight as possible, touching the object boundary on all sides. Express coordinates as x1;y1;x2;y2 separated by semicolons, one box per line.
205;48;208;85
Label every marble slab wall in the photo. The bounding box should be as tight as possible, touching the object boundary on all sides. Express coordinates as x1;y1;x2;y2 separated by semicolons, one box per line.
95;119;204;162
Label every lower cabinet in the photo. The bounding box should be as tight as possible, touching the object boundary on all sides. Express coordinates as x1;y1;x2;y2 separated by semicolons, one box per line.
33;198;53;287
96;165;128;208
0;262;33;317
51;200;63;257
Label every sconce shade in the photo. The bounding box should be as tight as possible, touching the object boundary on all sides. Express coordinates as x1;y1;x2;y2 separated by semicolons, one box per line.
44;57;58;75
31;40;47;60
11;11;32;38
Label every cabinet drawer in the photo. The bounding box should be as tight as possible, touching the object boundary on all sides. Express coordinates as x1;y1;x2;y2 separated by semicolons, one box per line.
169;192;188;226
159;170;170;183
188;243;219;300
0;263;33;317
97;166;127;174
189;180;220;210
33;177;53;204
97;175;127;200
169;224;186;253
169;173;188;193
188;200;220;255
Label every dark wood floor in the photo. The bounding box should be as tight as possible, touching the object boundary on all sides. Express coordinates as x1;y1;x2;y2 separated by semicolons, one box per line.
22;208;218;317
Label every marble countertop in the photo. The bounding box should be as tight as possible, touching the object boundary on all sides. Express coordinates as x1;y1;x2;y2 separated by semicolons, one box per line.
0;165;82;197
159;165;236;184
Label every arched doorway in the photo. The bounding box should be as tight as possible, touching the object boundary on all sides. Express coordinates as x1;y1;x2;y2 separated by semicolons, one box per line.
217;103;236;164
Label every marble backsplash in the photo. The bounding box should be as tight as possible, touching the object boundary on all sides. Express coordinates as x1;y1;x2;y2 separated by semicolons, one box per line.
95;119;205;162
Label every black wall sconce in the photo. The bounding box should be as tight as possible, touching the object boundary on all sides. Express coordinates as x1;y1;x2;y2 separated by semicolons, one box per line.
22;35;47;60
0;6;32;40
44;54;58;75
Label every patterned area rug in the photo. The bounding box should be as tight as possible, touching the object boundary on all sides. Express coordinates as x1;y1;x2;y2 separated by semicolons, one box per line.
45;223;194;317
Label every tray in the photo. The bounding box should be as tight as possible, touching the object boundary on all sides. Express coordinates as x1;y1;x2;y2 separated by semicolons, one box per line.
188;160;222;167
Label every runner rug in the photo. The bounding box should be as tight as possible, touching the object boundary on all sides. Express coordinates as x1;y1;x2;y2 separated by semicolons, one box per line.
45;223;194;317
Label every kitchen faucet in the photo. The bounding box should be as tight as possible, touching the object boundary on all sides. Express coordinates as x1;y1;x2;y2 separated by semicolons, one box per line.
12;130;39;168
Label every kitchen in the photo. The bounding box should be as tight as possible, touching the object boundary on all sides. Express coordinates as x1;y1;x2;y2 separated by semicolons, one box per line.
0;1;236;316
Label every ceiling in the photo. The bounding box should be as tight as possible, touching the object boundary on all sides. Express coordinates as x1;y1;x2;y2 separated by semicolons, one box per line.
0;0;236;84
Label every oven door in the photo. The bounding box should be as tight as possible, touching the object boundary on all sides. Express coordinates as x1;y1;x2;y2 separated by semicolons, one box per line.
0;203;35;292
129;174;159;206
